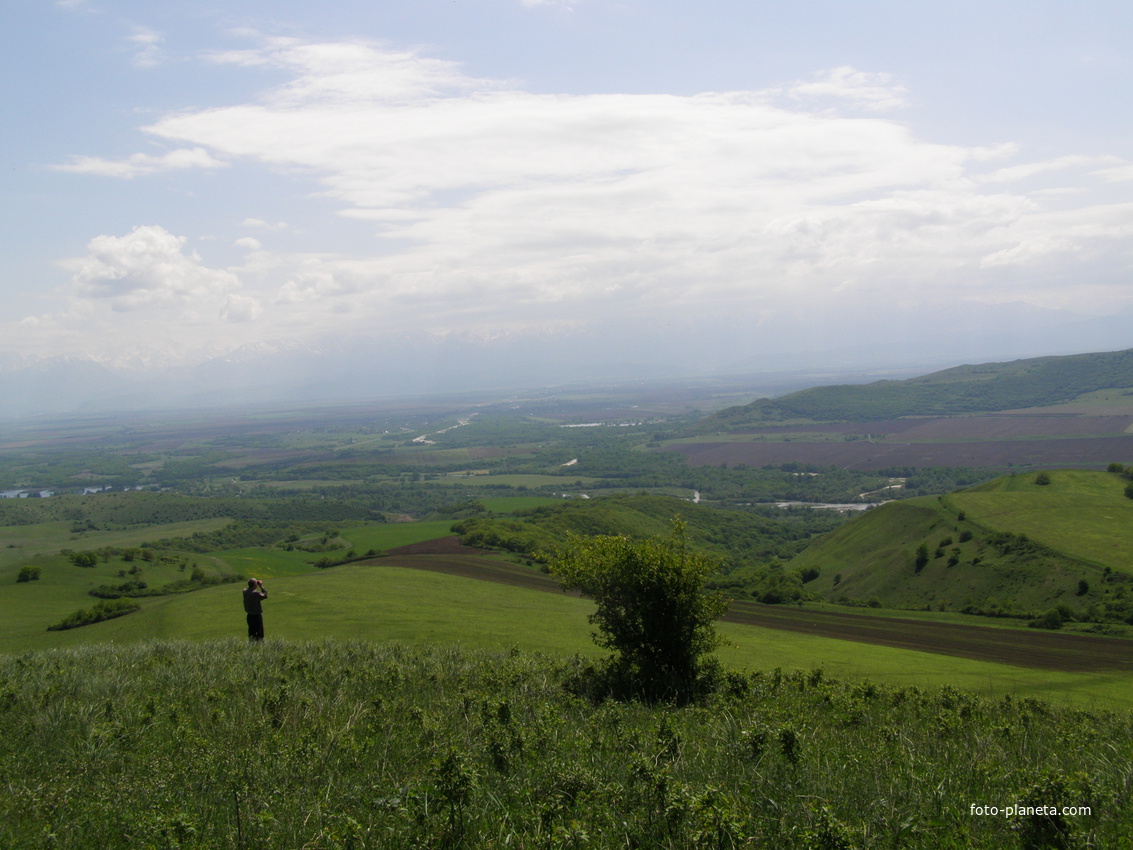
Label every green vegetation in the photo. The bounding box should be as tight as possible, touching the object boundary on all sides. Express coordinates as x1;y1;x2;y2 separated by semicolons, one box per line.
545;522;729;702
0;640;1126;848
700;346;1133;426
47;597;141;631
792;469;1133;625
454;493;842;563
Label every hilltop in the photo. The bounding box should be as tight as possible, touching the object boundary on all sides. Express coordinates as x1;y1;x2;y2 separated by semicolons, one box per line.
698;347;1133;428
789;468;1133;625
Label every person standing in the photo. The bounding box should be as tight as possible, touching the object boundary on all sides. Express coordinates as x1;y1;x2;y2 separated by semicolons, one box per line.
243;578;268;641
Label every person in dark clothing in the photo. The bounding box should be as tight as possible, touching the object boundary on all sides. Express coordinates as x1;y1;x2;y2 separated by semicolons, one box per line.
243;578;268;641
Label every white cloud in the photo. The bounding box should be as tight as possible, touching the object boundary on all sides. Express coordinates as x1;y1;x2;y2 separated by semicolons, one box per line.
129;26;164;68
35;36;1133;361
979;154;1122;184
221;293;262;322
63;225;239;314
782;66;910;112
53;147;227;178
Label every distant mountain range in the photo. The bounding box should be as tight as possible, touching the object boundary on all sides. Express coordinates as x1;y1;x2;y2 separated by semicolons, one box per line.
700;347;1133;429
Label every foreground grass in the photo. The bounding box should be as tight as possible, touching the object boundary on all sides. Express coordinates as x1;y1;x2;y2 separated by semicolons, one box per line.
1;640;1129;848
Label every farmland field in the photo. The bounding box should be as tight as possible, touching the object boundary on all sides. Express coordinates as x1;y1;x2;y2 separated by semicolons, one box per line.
666;434;1133;470
664;408;1133;470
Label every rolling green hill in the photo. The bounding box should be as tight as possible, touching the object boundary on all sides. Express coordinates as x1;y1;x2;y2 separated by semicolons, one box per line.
701;347;1133;427
790;468;1133;623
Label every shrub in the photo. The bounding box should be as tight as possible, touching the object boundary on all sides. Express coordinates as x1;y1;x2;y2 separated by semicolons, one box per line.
16;566;41;583
68;551;98;568
544;520;728;703
1035;471;1051;485
47;599;141;631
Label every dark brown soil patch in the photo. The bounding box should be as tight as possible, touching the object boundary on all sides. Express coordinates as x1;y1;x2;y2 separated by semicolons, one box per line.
723;602;1133;673
371;539;1132;673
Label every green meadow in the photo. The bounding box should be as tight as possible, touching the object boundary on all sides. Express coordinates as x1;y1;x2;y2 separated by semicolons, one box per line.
7;555;1131;711
948;469;1133;572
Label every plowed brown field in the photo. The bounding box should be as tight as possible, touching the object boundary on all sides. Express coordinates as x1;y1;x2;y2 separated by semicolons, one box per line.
374;538;1133;673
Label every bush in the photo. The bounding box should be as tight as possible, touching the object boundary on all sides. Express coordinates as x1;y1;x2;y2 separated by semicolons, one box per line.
1034;471;1051;485
544;520;728;703
47;599;141;631
16;566;41;583
68;551;98;568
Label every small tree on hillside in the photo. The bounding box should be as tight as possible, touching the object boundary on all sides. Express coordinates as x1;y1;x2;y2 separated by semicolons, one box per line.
544;520;728;703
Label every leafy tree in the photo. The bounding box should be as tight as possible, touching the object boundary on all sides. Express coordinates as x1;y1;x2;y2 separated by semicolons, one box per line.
68;551;98;568
544;520;728;702
1035;471;1051;485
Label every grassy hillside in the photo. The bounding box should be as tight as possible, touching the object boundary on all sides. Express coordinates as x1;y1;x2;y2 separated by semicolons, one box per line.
1;640;1128;848
701;347;1133;427
791;469;1133;624
5;556;1132;709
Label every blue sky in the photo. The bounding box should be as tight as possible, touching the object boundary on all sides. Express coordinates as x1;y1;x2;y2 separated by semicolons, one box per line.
3;0;1132;396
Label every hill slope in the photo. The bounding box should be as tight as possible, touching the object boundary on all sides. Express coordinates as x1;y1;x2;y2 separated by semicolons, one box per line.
702;347;1133;427
790;469;1133;622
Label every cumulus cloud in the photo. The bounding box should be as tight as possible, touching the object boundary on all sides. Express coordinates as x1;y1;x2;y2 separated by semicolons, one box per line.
63;225;240;314
53;147;226;178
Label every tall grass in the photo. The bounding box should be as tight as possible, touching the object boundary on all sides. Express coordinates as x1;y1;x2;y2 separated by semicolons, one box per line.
1;640;1129;847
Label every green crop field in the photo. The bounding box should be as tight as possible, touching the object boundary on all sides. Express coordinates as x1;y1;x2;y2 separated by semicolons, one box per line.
338;519;457;553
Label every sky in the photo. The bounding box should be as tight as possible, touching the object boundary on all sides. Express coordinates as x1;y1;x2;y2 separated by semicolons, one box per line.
2;1;1133;411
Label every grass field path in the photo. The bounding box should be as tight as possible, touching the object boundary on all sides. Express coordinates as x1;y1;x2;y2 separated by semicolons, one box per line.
380;537;1133;674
